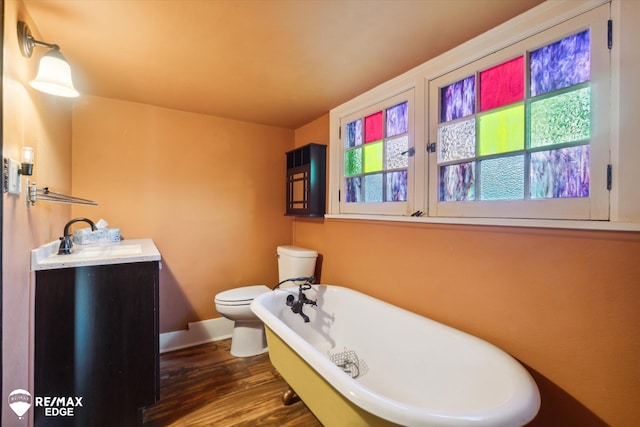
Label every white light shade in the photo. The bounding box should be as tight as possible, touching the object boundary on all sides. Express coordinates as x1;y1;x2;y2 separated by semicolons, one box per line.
22;146;34;164
29;50;79;98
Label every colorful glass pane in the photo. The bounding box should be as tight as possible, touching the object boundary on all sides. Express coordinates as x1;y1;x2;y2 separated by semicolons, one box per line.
530;145;590;198
480;56;524;111
364;141;383;173
478;103;524;156
345;119;362;148
344;147;362;176
345;177;362;202
440;76;475;123
365;111;383;143
438;118;476;163
440;162;475;201
480;155;524;200
386;171;408;201
386;136;409;169
530;86;590;148
386;101;409;137
530;30;590;97
364;174;383;202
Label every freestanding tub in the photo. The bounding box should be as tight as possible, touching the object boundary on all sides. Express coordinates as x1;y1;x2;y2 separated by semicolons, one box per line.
251;285;540;427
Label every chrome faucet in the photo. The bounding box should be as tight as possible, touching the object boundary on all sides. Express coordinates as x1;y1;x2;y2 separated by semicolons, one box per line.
58;217;97;255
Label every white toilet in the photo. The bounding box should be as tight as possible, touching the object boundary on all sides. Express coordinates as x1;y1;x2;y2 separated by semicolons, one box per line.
214;245;318;357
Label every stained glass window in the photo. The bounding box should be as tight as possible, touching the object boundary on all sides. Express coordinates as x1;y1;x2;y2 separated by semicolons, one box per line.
477;103;525;156
437;29;591;203
363;142;383;173
530;30;590;97
345;177;362;203
343;100;410;204
440;76;475;123
480;56;524;111
345;119;362;148
438;118;475;163
365;111;383;143
529;86;590;148
440;162;475;201
344;147;362;176
530;145;589;198
386;136;409;169
480;155;525;200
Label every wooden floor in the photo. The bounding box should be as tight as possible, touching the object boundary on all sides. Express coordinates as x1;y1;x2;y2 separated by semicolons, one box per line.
142;339;322;427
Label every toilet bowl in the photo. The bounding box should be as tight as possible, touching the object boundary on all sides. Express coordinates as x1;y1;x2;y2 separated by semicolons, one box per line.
215;285;271;357
215;245;318;357
215;285;270;357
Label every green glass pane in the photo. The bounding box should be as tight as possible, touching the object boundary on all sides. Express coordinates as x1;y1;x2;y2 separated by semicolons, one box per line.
364;141;383;173
438;117;475;163
364;174;383;202
386;136;409;169
480;155;524;200
344;147;362;176
478;103;524;156
530;86;591;148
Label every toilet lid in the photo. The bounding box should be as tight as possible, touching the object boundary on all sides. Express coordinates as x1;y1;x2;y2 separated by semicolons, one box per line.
215;285;270;305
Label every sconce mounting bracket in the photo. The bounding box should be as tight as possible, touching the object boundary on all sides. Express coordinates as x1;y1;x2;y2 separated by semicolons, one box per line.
17;21;35;58
18;21;60;58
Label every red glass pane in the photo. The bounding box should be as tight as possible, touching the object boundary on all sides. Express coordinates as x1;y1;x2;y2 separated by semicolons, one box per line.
364;111;383;143
480;56;524;111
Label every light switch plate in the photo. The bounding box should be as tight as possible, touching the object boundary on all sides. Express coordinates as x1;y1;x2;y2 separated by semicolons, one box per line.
7;158;21;195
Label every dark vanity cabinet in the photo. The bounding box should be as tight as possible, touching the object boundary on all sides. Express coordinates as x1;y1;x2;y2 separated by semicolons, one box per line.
285;143;326;217
34;261;159;426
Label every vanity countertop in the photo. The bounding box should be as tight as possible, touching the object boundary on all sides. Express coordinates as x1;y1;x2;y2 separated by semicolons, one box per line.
31;238;161;271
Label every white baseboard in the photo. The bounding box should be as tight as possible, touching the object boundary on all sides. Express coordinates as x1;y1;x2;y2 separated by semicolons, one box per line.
159;317;234;354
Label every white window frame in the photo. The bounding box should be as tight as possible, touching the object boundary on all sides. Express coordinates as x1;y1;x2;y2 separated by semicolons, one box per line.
327;0;640;231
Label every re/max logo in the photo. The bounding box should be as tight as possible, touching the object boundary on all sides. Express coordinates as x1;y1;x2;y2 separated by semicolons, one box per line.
35;396;83;407
35;396;83;417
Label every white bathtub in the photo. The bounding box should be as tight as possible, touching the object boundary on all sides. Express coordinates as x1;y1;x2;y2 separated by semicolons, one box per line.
251;285;540;427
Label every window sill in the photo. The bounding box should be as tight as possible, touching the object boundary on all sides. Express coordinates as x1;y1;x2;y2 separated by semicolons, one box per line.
324;213;640;232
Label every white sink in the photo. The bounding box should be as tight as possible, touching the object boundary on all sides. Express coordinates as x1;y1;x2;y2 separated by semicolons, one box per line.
74;244;142;258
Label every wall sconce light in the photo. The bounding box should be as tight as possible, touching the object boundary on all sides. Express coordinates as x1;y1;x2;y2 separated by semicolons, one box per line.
2;147;35;195
20;146;34;176
17;21;79;98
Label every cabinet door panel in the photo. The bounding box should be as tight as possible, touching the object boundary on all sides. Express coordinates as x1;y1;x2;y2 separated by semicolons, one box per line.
35;262;159;426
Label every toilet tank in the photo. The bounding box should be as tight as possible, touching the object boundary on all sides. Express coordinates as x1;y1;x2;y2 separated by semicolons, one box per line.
277;245;318;287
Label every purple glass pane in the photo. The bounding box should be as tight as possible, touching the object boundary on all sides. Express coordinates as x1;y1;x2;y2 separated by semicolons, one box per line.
439;162;475;201
345;177;362;202
386;101;409;137
440;76;475;123
345;119;362;148
530;30;590;97
386;171;408;201
530;145;590;199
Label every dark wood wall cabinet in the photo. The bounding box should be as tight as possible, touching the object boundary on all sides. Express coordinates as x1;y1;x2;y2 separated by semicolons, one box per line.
35;261;160;426
285;143;326;217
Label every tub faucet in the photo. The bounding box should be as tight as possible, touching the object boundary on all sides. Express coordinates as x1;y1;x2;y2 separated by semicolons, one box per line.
58;217;97;255
286;284;317;323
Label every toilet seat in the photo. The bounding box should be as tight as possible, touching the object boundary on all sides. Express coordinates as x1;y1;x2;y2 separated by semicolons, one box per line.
215;285;270;306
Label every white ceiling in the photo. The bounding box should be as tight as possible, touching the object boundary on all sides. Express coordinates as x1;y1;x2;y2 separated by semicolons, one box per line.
22;0;543;129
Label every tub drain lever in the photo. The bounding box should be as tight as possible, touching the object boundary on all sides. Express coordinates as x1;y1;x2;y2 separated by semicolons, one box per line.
286;284;316;323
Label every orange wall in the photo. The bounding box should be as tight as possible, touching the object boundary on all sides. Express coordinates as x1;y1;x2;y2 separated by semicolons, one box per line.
294;116;640;426
71;96;294;332
3;2;74;426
